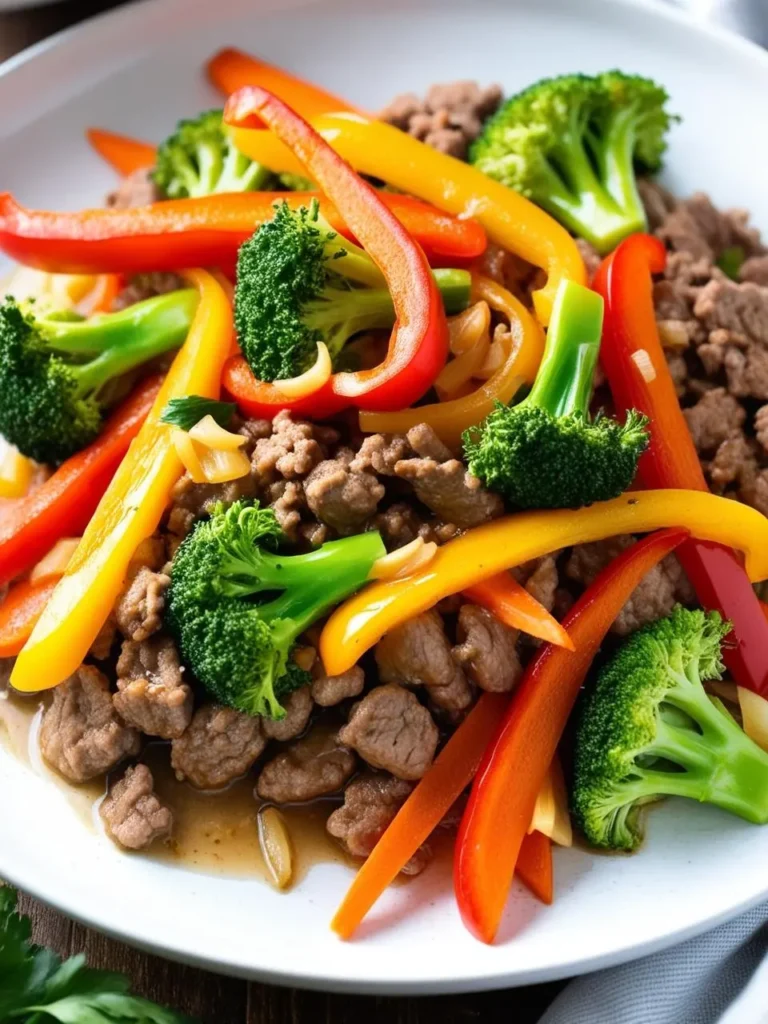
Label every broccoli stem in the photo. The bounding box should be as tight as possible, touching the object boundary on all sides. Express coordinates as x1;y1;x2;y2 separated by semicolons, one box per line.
219;143;271;193
317;213;386;288
40;290;199;357
524;278;604;418
590;106;647;234
63;290;199;397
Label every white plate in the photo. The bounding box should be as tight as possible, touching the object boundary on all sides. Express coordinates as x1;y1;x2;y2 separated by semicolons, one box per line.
2;0;768;995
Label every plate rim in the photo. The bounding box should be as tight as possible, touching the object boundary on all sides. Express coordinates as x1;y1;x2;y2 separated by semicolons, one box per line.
2;0;768;994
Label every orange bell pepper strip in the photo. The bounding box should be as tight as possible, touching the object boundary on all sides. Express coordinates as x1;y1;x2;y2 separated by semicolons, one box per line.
208;47;364;117
86;128;156;176
0;577;59;658
0;375;162;588
463;574;574;650
0;191;485;276
225;108;585;325
514;830;553;906
10;270;229;693
331;688;554;939
454;527;687;944
359;281;542;449
79;273;123;315
319;491;768;677
594;233;768;697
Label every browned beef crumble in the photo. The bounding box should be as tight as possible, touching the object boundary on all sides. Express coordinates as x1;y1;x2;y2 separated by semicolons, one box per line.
327;773;431;875
304;457;385;535
311;664;365;707
115;565;171;643
379;81;502;159
256;730;356;804
171;704;266;789
453;604;522;692
114;637;192;739
339;684;439;781
39;666;140;783
376;609;467;691
100;763;173;850
261;685;314;742
106;167;159;210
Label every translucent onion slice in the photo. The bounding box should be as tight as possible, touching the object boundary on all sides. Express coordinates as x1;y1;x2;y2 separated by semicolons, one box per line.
197;446;251;484
189;414;246;451
30;538;81;583
738;686;768;753
0;444;34;499
171;429;207;484
258;807;294;890
448;300;491;356
529;758;572;848
273;342;332;399
369;537;438;581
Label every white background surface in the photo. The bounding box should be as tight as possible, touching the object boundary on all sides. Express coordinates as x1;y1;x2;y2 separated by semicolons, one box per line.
1;0;768;995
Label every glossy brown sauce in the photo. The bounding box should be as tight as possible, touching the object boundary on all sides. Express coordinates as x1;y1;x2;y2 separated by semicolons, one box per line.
0;689;351;890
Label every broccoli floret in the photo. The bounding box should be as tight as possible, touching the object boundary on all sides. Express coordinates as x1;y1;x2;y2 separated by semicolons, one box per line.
463;279;648;509
234;199;471;382
0;290;198;464
167;500;386;720
470;71;677;254
153;108;272;199
572;607;768;852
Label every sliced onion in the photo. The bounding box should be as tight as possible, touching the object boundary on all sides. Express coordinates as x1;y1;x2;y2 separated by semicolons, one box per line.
197;446;251;484
189;414;246;451
273;342;332;399
631;348;656;383
171;428;207;484
448;301;491;356
0;445;33;499
738;686;768;753
258;807;294;890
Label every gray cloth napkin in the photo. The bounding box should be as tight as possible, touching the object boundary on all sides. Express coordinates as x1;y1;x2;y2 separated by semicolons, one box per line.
539;902;768;1024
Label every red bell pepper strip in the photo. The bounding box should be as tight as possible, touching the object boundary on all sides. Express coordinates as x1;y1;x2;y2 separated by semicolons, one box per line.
332;693;550;939
207;47;365;117
222;355;347;420
0;192;485;277
514;830;553;906
594;234;768;697
86;128;156;176
454;527;688;944
464;573;574;651
0;577;59;658
224;87;449;412
0;375;161;589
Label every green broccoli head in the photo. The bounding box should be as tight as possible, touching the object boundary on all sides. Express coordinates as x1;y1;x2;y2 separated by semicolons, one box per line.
167;500;386;719
153;108;272;199
463;279;648;509
0;290;197;464
470;71;677;253
572;607;768;852
234;199;471;383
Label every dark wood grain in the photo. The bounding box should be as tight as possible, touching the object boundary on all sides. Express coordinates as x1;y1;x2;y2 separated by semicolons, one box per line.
0;4;564;1019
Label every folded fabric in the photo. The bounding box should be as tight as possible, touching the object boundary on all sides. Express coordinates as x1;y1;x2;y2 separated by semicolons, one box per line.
539;902;768;1024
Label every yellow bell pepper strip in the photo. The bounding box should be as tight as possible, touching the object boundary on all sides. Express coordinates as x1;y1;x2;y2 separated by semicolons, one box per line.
10;270;230;693
359;279;542;449
319;489;768;677
225;110;585;325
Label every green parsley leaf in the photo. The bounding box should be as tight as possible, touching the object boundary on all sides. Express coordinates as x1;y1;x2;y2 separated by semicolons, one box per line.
159;396;236;432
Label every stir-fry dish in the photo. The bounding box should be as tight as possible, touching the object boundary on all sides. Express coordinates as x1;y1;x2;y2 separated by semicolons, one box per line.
2;51;768;946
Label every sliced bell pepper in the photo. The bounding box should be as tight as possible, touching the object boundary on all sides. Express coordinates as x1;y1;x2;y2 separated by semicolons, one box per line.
225;106;585;325
0;191;485;276
86;128;156;176
319;490;768;677
208;47;364;117
514;830;553;906
455;527;687;944
0;577;59;658
11;270;231;693
223;87;449;413
594;234;768;698
359;279;543;448
0;375;161;588
79;273;123;315
463;573;574;650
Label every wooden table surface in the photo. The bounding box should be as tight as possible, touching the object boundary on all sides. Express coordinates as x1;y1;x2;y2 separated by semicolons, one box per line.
0;3;565;1019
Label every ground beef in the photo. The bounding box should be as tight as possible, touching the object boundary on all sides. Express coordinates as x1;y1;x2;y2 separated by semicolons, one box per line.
106;167;159;210
513;555;560;614
256;729;356;804
89;615;118;661
566;537;694;635
100;763;172;850
740;255;768;287
111;271;186;312
376;609;467;691
350;433;412;476
339;684;439;781
755;405;768;452
638;178;678;232
266;479;307;541
380;80;502;159
683;388;747;454
311;664;365;707
453;604;522;692
114;637;192;739
694;279;768;350
394;456;503;528
252;409;336;482
326;773;430;875
709;434;758;492
115;566;171;642
405;423;454;462
656;192;764;264
171;705;266;789
168;471;259;541
261;685;313;742
370;502;429;551
575;239;601;282
39;666;140;783
304;458;384;534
